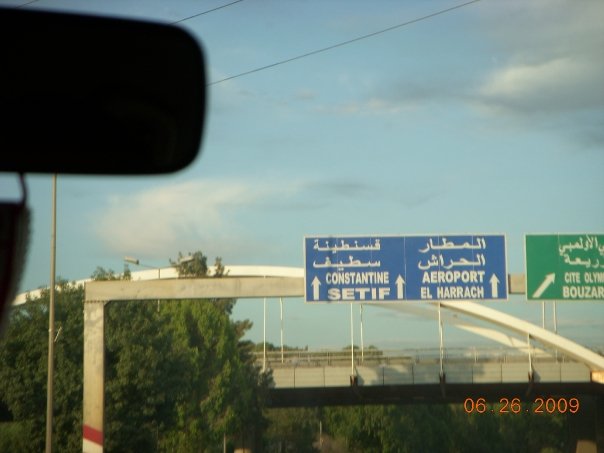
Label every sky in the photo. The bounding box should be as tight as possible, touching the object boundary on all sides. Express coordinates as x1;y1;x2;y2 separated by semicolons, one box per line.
1;0;603;352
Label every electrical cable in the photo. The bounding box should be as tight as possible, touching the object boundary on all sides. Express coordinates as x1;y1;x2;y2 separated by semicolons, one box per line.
209;0;480;86
15;0;39;8
171;0;245;24
13;0;242;19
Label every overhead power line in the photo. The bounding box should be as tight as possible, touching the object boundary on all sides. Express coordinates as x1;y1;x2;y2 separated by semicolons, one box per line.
14;0;243;17
171;0;245;24
16;0;39;7
208;0;480;86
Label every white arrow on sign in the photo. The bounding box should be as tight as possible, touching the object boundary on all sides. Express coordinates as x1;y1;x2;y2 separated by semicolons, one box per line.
489;274;500;298
532;273;555;299
396;275;405;299
311;276;321;300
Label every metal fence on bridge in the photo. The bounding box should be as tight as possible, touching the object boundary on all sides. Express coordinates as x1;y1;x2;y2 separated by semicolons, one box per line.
252;347;602;389
254;346;604;369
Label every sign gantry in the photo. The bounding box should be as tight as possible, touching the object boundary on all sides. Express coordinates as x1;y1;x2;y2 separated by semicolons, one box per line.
304;234;508;303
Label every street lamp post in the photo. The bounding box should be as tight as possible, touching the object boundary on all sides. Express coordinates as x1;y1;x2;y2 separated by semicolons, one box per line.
124;256;162;311
124;255;195;278
124;256;161;279
123;255;194;311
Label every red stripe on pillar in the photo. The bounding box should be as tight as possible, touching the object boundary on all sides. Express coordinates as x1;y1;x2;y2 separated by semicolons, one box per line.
83;424;103;445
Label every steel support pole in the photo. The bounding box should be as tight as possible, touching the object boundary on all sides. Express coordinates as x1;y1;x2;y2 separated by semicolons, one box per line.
280;298;284;364
438;302;444;378
45;174;57;453
157;268;161;311
360;304;364;363
263;297;267;372
527;332;533;379
350;303;354;376
319;421;323;449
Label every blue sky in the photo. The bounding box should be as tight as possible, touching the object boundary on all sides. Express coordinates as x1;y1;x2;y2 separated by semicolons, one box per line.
2;0;603;350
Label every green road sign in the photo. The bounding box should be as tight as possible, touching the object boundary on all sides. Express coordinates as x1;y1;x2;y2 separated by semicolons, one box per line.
525;234;604;300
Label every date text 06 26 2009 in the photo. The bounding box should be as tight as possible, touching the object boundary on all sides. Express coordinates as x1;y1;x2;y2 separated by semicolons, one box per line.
464;397;579;414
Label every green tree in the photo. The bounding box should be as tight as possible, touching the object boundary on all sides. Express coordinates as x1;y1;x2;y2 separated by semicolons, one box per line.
104;300;173;452
0;280;84;452
321;402;570;453
0;253;267;452
91;265;131;282
171;251;234;314
263;408;320;452
103;251;268;452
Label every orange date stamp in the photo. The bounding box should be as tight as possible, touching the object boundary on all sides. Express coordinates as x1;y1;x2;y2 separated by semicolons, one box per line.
463;397;580;414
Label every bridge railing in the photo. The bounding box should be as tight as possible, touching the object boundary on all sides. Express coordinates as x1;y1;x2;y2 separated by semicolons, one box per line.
252;346;602;368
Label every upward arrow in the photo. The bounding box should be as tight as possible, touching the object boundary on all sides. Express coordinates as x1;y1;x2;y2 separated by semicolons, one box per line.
396;275;405;299
489;274;500;298
311;277;321;301
532;273;556;299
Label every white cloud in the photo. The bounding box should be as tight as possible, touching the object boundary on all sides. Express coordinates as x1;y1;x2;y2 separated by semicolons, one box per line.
93;174;408;263
475;1;604;115
478;57;603;114
95;179;274;259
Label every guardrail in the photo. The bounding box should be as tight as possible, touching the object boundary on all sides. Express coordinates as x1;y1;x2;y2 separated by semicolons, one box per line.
253;346;604;369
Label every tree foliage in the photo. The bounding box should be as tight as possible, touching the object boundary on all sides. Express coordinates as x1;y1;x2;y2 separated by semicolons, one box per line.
264;408;320;452
263;403;569;453
0;280;84;452
0;253;268;452
171;251;234;314
104;297;268;452
103;251;268;451
91;265;131;282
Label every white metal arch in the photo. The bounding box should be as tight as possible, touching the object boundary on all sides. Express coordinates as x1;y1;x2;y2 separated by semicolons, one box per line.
377;302;548;353
381;301;604;370
440;301;604;370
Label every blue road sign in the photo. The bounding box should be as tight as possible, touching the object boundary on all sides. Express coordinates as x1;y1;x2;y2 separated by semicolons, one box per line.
304;234;508;303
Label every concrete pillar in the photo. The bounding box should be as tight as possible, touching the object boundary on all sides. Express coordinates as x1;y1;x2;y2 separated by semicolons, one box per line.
82;301;105;453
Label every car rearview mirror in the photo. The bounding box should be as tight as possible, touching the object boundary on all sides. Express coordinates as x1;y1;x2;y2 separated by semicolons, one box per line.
0;7;206;174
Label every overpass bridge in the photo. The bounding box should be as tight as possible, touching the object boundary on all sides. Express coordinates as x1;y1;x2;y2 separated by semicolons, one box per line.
255;348;604;407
